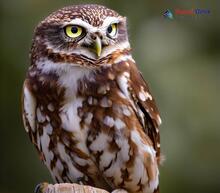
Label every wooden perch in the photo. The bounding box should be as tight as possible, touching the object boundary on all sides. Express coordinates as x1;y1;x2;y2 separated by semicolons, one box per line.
37;182;126;193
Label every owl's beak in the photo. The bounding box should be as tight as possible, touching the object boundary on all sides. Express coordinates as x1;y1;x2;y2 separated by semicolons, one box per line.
92;36;102;57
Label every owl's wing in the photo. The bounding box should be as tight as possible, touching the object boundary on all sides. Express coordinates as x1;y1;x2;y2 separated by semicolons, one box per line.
128;61;162;158
22;80;38;147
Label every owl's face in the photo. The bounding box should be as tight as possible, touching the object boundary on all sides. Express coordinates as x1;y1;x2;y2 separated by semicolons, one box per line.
33;4;130;64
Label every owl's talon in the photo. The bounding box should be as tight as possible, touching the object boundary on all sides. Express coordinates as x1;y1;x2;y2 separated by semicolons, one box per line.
111;189;128;193
34;182;49;193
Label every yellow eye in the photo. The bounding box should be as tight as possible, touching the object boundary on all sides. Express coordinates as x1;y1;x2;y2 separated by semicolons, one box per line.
65;25;83;38
107;23;117;37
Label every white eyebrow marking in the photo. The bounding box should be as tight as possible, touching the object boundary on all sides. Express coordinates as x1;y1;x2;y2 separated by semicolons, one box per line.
62;17;124;33
101;17;121;28
63;18;97;32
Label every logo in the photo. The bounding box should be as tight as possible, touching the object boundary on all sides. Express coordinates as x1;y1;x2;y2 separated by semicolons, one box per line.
163;9;174;19
163;8;210;19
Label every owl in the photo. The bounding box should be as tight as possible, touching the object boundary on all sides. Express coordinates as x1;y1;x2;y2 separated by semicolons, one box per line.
22;4;162;193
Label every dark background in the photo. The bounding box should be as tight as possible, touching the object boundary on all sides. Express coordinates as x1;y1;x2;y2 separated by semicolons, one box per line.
0;0;219;193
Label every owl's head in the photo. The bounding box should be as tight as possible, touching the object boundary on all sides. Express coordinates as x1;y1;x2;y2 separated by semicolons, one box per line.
32;4;130;65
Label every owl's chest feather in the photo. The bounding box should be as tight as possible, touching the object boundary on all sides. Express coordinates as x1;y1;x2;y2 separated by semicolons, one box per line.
26;58;159;193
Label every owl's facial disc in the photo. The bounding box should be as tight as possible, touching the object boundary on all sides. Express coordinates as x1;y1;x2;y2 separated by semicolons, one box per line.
61;17;128;59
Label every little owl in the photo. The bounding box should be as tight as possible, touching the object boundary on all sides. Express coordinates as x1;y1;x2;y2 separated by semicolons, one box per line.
22;4;162;193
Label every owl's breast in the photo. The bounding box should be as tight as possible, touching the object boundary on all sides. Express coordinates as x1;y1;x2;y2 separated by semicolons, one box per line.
26;59;159;192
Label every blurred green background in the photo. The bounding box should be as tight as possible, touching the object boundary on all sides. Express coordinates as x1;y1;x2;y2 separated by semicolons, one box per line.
0;0;219;193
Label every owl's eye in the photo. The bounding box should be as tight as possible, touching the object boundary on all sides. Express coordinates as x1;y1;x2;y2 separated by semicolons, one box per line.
65;25;83;38
107;23;118;37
